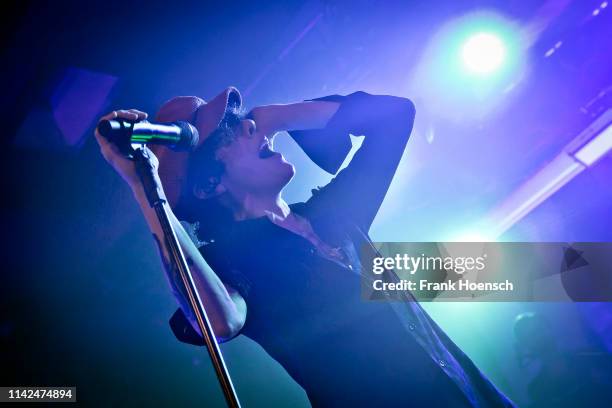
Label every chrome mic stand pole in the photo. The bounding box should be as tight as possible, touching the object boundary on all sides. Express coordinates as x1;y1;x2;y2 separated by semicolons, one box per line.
132;146;241;408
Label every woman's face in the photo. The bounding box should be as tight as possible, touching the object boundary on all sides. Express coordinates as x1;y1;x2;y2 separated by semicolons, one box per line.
216;119;295;199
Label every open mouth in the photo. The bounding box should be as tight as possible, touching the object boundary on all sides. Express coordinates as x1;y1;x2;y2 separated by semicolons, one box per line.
258;141;278;159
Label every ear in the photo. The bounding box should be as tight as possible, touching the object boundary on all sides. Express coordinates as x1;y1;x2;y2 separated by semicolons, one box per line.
192;177;227;200
241;119;256;137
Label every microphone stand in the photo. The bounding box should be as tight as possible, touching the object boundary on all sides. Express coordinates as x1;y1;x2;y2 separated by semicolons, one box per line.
131;146;241;408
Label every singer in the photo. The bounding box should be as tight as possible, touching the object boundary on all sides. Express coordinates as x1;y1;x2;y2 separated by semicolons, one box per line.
95;87;515;407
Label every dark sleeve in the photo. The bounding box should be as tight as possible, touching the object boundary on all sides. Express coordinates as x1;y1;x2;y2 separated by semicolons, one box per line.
169;307;205;346
288;91;416;231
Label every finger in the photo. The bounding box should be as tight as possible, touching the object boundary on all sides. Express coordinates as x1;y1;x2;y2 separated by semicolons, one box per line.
96;133;115;154
94;108;146;147
95;110;118;140
94;129;107;146
127;109;148;120
94;123;111;146
100;110;118;121
115;109;140;121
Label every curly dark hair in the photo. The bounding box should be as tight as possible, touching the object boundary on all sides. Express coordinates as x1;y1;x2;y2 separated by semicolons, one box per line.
177;106;245;241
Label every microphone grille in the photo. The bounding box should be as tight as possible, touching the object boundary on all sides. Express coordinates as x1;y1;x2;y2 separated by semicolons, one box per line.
174;121;199;151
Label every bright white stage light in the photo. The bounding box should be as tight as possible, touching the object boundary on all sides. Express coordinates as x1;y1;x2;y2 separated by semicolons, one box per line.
572;124;612;166
461;32;506;74
485;109;612;237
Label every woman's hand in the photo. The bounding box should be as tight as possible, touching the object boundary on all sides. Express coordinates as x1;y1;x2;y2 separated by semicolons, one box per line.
94;109;159;192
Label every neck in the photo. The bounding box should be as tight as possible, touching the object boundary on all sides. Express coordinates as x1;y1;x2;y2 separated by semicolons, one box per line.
230;192;291;221
228;191;317;241
229;191;327;249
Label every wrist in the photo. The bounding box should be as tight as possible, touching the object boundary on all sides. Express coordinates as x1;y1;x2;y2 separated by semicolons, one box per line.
131;179;168;207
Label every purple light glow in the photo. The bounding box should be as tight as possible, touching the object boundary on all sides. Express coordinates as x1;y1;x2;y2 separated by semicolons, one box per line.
51;67;117;148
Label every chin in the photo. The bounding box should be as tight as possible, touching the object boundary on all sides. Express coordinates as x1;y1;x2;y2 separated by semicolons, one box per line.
278;161;295;185
262;156;295;191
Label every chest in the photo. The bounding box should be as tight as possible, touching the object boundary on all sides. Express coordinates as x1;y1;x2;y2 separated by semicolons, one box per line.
230;214;366;295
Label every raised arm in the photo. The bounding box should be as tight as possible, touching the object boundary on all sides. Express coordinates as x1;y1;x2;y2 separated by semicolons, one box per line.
248;101;340;135
253;92;416;231
94;109;246;342
248;101;352;174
